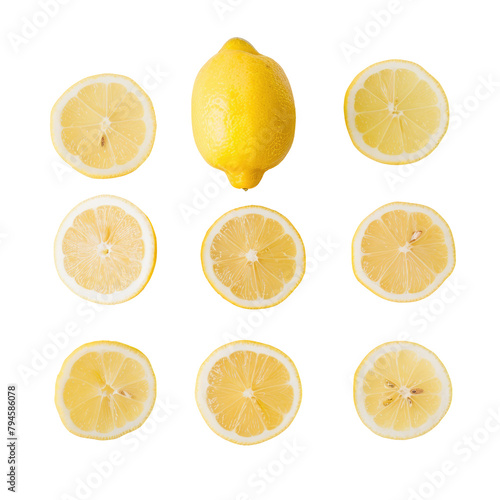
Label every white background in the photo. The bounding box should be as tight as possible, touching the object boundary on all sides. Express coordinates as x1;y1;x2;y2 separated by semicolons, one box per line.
2;0;499;499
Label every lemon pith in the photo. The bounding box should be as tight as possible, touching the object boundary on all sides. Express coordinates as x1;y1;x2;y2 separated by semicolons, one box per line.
354;341;452;439
54;195;157;304
196;341;301;445
192;38;296;189
51;74;156;178
345;60;449;164
201;206;305;309
352;202;455;302
55;341;156;440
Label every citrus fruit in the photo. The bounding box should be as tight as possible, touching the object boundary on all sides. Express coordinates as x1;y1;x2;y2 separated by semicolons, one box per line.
344;60;449;164
192;38;295;189
51;74;156;178
354;341;452;439
196;341;301;445
201;206;305;308
55;341;156;440
352;202;455;302
54;195;156;304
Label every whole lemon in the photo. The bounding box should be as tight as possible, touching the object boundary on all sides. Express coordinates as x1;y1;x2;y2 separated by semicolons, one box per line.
192;38;296;189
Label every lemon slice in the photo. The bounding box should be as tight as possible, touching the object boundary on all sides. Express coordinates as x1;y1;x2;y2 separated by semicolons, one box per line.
196;341;301;445
55;341;156;440
51;74;156;178
344;60;449;164
352;202;455;302
354;341;451;439
201;206;305;309
54;195;156;304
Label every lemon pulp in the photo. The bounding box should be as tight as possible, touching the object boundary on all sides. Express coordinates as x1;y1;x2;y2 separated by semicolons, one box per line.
361;210;447;294
212;214;297;300
196;341;301;444
202;206;305;308
55;195;156;304
352;203;455;302
364;349;441;430
354;342;451;439
51;74;156;178
62;205;144;294
345;61;448;164
208;350;294;437
55;342;156;439
61;82;146;168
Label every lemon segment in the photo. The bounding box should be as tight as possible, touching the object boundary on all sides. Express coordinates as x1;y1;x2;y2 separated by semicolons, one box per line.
55;341;156;440
51;74;156;178
352;202;455;302
345;60;448;164
54;195;156;304
192;38;295;189
201;206;305;308
196;341;301;445
354;341;452;439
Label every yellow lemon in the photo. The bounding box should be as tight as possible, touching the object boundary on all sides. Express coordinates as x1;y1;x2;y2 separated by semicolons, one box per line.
196;341;301;445
51;74;156;178
354;341;452;439
192;38;296;189
352;202;455;302
345;60;449;164
55;341;156;440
